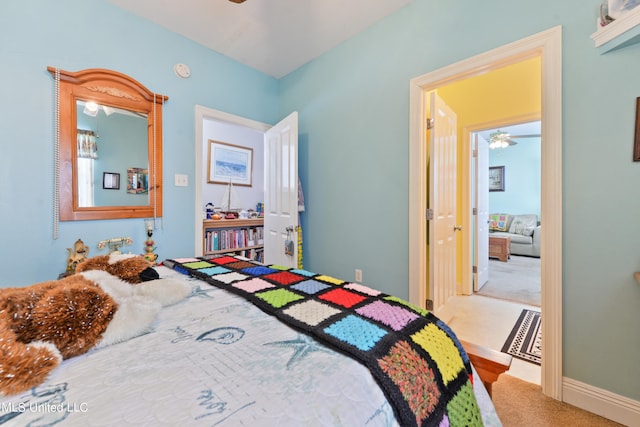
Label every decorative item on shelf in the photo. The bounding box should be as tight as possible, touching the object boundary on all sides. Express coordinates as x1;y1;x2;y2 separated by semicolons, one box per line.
143;219;158;263
599;1;615;27
205;202;215;219
97;237;133;254
66;238;89;273
256;202;264;217
220;178;241;219
607;0;640;20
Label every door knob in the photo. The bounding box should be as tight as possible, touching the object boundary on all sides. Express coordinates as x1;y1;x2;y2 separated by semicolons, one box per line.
453;225;463;231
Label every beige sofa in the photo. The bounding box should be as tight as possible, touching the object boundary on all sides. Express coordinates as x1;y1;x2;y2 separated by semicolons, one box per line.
488;214;541;258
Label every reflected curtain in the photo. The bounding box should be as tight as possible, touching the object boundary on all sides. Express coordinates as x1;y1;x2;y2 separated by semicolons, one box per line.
77;129;98;159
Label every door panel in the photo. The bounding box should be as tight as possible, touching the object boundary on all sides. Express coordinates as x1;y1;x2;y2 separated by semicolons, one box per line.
475;135;489;290
263;112;298;267
429;93;457;323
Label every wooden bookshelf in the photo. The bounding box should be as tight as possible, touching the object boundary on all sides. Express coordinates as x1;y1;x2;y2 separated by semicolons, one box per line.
203;218;264;262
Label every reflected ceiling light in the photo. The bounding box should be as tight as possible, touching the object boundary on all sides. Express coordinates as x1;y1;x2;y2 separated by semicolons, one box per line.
83;101;99;117
489;130;517;149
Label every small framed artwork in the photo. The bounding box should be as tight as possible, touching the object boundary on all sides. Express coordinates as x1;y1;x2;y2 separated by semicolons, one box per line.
633;97;640;161
207;140;253;187
489;166;505;192
127;167;149;194
102;172;120;190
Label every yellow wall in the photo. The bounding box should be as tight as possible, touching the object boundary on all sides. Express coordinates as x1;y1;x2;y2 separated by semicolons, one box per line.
438;57;541;127
436;56;541;289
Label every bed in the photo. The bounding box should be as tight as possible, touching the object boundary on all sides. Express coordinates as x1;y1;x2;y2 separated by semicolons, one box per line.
0;255;502;426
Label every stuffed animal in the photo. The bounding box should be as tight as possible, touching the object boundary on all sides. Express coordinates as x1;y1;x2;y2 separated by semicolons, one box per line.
0;254;190;396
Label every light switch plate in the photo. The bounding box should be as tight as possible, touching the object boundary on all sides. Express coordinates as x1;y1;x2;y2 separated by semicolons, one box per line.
175;174;188;187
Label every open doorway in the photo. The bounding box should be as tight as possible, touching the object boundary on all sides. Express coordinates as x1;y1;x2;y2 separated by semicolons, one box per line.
193;106;301;268
408;27;562;399
432;76;543;385
461;120;543;385
473;121;541;308
193;106;271;257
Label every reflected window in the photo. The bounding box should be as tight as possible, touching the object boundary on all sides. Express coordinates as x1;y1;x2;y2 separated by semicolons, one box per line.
77;158;94;207
76;129;98;207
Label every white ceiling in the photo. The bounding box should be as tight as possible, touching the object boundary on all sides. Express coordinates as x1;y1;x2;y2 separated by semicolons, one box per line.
108;0;414;78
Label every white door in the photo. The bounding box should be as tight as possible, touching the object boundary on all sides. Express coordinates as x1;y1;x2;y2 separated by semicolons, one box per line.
428;93;458;323
263;112;299;267
474;134;489;291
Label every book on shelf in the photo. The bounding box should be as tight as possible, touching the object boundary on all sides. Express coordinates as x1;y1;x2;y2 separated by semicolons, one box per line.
204;225;264;255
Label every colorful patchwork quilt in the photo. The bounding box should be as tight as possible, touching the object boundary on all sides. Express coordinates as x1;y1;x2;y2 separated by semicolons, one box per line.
164;255;482;427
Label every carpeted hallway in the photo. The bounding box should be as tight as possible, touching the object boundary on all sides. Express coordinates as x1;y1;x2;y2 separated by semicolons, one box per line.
477;255;541;307
453;257;625;426
492;375;624;426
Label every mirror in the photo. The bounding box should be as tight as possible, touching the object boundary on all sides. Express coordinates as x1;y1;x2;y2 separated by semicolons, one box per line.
48;67;167;221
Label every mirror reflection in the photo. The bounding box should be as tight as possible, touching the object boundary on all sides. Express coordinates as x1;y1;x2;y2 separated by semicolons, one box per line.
76;100;149;207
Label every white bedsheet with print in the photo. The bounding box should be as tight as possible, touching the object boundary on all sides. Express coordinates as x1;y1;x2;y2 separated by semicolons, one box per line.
0;267;500;426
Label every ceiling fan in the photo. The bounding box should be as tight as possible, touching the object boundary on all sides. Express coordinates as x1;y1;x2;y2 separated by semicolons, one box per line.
489;130;541;149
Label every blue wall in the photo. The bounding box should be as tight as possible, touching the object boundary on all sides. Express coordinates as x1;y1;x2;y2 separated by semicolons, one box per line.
279;0;640;403
489;139;542;217
2;0;640;406
0;0;278;285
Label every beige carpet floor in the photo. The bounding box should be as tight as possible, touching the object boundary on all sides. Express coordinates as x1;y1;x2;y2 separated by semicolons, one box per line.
477;255;541;307
492;375;624;426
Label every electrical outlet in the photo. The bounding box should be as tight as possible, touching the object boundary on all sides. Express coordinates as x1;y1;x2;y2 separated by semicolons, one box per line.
355;269;363;282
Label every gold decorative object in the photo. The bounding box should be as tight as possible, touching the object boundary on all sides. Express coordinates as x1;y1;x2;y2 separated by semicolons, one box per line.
66;238;89;272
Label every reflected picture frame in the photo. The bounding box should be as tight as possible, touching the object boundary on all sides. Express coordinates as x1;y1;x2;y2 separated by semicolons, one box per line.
207;140;253;187
489;166;505;192
102;172;120;190
127;167;149;194
633;97;640;161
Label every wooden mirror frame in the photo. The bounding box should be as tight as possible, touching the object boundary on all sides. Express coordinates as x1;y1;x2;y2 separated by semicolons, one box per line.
48;67;167;220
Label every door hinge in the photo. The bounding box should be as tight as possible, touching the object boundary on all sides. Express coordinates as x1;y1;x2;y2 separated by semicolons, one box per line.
426;208;433;220
426;118;434;130
472;265;478;274
472;148;478;158
425;299;434;311
472;208;477;215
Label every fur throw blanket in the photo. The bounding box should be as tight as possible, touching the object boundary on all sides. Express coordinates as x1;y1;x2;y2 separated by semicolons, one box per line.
0;254;189;396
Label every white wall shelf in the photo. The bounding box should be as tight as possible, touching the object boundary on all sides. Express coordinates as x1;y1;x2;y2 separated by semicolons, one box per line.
591;7;640;53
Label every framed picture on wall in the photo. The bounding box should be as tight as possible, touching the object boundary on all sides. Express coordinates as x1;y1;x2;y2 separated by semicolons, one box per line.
207;140;253;187
633;97;640;161
489;166;505;192
102;172;120;190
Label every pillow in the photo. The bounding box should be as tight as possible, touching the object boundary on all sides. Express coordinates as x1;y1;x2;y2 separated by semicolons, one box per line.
488;214;509;231
508;215;537;236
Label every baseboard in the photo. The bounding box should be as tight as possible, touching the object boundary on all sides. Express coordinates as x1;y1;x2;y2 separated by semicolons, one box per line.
563;377;640;426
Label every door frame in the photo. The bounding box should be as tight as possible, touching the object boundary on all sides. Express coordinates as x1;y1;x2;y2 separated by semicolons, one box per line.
194;105;270;256
408;26;563;399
